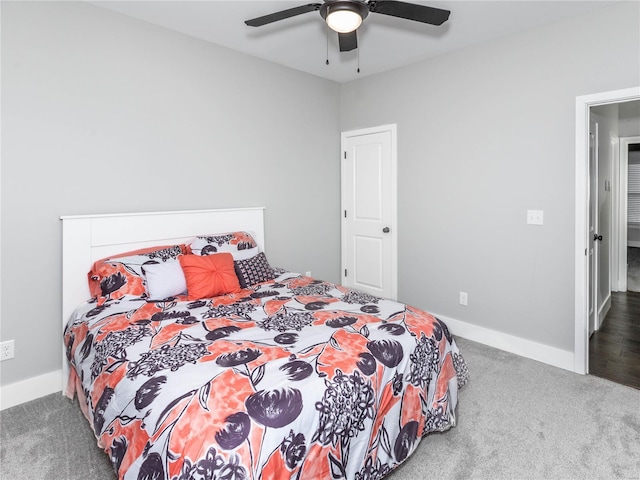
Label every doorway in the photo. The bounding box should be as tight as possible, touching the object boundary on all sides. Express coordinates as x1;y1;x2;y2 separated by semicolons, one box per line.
574;86;640;375
588;132;640;390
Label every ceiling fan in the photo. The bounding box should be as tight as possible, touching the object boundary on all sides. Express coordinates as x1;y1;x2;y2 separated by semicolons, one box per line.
245;0;451;52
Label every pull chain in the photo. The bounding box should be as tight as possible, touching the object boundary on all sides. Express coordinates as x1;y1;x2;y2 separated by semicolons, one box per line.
357;30;360;73
326;26;329;65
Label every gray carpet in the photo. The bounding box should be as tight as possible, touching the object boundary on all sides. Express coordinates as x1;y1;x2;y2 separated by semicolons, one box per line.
629;247;640;293
1;337;639;479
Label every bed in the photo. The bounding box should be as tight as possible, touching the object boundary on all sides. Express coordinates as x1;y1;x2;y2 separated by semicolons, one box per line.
61;207;468;480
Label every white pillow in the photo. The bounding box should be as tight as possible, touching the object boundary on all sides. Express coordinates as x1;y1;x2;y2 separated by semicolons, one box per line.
143;259;187;301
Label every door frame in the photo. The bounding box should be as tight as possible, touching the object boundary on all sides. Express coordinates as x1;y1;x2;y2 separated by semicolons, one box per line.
574;86;640;374
341;124;398;300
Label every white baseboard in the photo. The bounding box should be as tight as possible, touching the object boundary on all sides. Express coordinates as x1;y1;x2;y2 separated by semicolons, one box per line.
439;314;576;373
597;294;611;331
0;370;62;411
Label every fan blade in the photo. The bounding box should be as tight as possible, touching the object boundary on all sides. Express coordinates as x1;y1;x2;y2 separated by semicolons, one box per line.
338;31;358;52
370;0;450;26
245;3;321;27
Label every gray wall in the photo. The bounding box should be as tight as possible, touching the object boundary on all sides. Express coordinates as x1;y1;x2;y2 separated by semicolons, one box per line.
2;0;640;389
340;2;640;352
619;101;640;138
1;2;341;386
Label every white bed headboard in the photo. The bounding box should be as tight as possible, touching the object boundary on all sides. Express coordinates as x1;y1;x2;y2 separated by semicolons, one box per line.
60;207;265;392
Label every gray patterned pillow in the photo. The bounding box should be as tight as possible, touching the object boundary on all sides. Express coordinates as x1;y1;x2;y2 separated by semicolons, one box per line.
234;252;275;288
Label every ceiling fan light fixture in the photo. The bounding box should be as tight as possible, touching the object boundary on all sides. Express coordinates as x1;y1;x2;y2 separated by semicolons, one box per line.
321;1;369;33
327;9;361;33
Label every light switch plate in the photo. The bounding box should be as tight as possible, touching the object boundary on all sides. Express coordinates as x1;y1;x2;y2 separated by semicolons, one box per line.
527;210;544;225
459;292;468;306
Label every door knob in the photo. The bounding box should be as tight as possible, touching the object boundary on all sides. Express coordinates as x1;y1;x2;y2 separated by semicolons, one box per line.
383;227;390;233
593;234;603;241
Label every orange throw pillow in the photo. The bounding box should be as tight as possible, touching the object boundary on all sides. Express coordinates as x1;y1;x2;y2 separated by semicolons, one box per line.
179;253;241;300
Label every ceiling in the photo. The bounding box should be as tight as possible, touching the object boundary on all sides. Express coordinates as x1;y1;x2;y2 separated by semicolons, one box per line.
90;0;613;83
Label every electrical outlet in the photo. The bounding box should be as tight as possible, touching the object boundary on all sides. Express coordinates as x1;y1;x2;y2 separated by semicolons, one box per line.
527;210;544;225
305;271;312;277
1;340;15;361
459;292;468;306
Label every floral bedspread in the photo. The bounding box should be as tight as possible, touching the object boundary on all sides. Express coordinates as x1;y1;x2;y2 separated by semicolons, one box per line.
64;272;468;480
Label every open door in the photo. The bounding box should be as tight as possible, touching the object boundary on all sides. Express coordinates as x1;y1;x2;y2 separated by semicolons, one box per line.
588;119;600;336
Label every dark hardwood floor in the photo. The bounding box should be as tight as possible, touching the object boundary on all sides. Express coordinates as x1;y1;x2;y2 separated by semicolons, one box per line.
589;290;640;390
